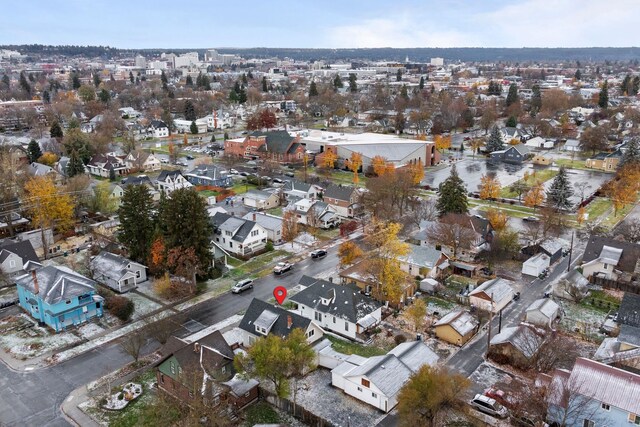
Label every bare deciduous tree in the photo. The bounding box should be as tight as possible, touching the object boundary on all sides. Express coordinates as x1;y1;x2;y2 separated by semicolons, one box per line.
120;331;146;362
426;214;476;260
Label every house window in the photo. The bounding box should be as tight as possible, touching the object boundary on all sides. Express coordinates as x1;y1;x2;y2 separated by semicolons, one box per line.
603;263;608;270
221;365;226;373
372;392;377;398
170;361;176;374
66;299;72;305
630;414;640;425
582;420;594;427
136;271;140;278
601;403;610;411
361;379;370;388
345;322;349;332
160;374;164;383
9;260;15;268
357;386;362;392
315;311;322;321
333;316;336;324
308;329;315;338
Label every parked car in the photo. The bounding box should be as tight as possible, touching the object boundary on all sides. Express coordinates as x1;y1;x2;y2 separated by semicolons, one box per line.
469;394;508;418
229;169;239;175
272;178;284;184
310;249;327;259
231;279;254;294
186;155;195;160
284;172;295;178
160;158;169;164
523;216;539;222
273;262;293;275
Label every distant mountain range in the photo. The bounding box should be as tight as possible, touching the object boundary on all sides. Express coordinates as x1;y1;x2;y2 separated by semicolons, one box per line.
3;45;640;63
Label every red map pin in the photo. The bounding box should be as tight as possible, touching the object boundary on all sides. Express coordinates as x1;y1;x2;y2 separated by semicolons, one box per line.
273;286;287;305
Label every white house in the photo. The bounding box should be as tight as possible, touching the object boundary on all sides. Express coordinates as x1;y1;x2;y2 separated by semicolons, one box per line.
290;276;383;340
210;212;267;258
283;180;321;200
149;120;169;138
331;340;439;412
563;139;582;152
242;212;283;243
0;239;40;276
525;136;555;149
469;278;515;313
241;189;280;210
156;170;193;195
174;118;208;134
524;298;560;328
288;199;340;229
90;251;147;293
125;151;161;172
86;153;129;178
522;253;551;277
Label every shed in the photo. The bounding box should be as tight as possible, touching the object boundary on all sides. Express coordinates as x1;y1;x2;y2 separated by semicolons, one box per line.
434;310;479;346
522;253;550;277
525;298;560;328
468;278;515;313
419;278;441;294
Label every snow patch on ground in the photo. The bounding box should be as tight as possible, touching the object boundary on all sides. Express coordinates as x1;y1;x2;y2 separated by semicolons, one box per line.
277;232;318;254
182;314;243;343
0;314;81;359
76;322;105;340
127;293;162;320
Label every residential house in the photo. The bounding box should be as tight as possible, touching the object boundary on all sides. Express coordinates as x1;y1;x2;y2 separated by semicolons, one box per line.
118;107;141;118
210;212;267;258
331;340;439;412
522;253;551;277
525;136;555;149
90;251;147;293
283;179;321;200
125;151;161;172
185;164;232;188
339;258;417;305
594;293;640;369
398;244;447;279
27;162;58;178
288;199;340;229
174;118;208;134
525;298;560;328
468;278;515;313
237;298;323;347
489;323;545;368
112;175;161;202
156;170;193;195
581;235;640;282
490;144;531;164
430;214;494;262
149;120;169;138
434;310;479;346
0;212;30;237
241;212;283;243
87;153;129;178
224;130;305;164
585;150;622;171
322;184;364;218
562;139;582;152
500;126;530;143
0;239;40;276
16;265;104;332
546;358;640;427
241;189;280;210
532;153;552;165
291;275;383;340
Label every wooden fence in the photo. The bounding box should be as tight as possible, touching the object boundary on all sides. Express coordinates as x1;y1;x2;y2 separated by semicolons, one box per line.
589;276;640;294
259;387;335;427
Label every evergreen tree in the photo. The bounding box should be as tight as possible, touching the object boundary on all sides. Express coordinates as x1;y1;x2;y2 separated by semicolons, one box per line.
185;75;193;86
160;188;213;274
436;164;468;216
400;84;409;100
396;69;402;81
506;116;517;128
109;168;117;182
530;85;542;116
93;73;101;88
262;76;268;92
210;134;216;142
118;185;155;263
621;137;640;166
419;76;425;90
574;69;582;81
599;80;609;109
633;76;640;96
1;74;9;89
460;142;465;153
238;88;247;104
348;73;357;92
333;74;343;90
42;90;50;104
190;121;198;134
19;72;31;95
247;71;253;79
184;100;196;121
98;88;110;103
161;70;168;85
546;166;574;210
27;139;42;163
66;150;85;177
129;71;134;83
201;74;211;90
50;121;64;138
71;73;81;89
485;125;505;153
505;83;518;107
309;81;318;97
241;73;248;85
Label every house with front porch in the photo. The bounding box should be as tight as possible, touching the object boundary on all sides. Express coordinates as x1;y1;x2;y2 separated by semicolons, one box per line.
288;199;340;229
581;235;640;282
242;212;283;243
185;164;232;188
156;170;193;195
125;151;161;172
322;184;364;218
290;275;383;340
398;244;448;279
90;251;147;293
210;212;267;258
87;153;129;178
112;175;161;202
15;265;104;332
241;189;281;210
283;179;322;200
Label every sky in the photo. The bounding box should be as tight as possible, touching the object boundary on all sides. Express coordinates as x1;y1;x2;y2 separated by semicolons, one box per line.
1;0;639;49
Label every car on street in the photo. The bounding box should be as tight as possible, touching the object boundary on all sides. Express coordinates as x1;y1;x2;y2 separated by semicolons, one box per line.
310;249;327;259
229;169;239;175
231;279;254;293
186;155;195;160
273;262;293;275
523;216;539;222
469;394;509;418
284;172;295;178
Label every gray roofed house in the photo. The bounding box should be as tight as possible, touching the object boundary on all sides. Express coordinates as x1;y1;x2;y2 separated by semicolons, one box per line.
489;323;546;367
398;244;447;278
489;143;531;164
468;277;515;313
156;170;193;194
241;189;280;210
331;340;439;412
581;235;640;282
322;184;364;218
238;298;322;346
524;298;561;328
112;175;160;201
618;293;640;328
242;212;283;243
283;179;321;200
28;162;57;177
0;238;39;275
291;275;383;340
185;164;231;188
90;251;147;293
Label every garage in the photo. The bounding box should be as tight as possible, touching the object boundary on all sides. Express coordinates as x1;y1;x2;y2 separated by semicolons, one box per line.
521;253;550;277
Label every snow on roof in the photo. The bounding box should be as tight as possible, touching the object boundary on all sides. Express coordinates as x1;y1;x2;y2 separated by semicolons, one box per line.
434;310;478;336
599;245;623;266
526;298;560;319
490;324;544;359
524;253;550;268
469;278;514;303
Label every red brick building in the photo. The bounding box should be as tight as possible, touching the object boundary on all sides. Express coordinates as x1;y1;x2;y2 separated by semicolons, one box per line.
224;130;305;164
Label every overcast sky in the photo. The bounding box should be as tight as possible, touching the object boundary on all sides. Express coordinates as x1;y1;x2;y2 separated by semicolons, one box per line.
2;0;638;49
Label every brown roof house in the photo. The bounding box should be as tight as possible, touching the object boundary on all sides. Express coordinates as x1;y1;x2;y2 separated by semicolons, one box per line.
581;235;640;282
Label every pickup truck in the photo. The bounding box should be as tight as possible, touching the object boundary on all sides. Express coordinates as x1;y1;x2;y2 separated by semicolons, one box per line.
273;262;293;275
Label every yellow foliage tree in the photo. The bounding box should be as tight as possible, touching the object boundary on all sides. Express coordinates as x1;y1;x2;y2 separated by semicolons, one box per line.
24;175;75;257
37;152;59;166
509;138;520;145
606;180;636;217
322;149;337;170
348;152;362;186
435;135;451;151
338;241;363;267
408;159;425;185
405;299;427;331
576;206;586;225
523;182;545;210
486;208;508;231
372;155;390;177
479;174;500;200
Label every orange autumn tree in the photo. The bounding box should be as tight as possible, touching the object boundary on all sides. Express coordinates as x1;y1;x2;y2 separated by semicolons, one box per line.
148;236;166;276
372;155;390;177
487;208;508;231
605;180;636;217
338;241;364;267
322;149;337;169
524;182;545;210
434;135;451;151
576;206;586;225
347;152;362;186
408;159;424;185
479;174;500;200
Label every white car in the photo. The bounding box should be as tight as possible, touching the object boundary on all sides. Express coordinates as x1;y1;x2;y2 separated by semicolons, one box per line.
231;279;254;294
229;169;239;175
273;262;293;275
469;394;508;418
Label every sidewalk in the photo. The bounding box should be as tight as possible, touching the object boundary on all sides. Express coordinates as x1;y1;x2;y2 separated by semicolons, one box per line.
61;384;100;427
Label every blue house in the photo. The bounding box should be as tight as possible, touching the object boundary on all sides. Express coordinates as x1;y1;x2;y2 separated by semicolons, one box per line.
16;265;104;332
489;144;531;164
185;165;232;187
546;357;640;426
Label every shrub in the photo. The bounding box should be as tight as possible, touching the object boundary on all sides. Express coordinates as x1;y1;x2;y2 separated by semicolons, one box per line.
394;334;408;345
265;241;274;252
107;296;135;322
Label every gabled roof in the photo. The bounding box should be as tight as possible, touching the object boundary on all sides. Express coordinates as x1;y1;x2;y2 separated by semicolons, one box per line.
90;251;145;283
507;143;530;156
16;265;97;305
239;298;310;338
122;175;155;188
291;275;382;323
323;184;356;202
582;235;640;273
490;324;545;359
469;278;514;303
159;330;234;376
186;164;227;181
526;298;560;319
283;179;313;194
434;310;478;336
398;244;443;269
150;120;168;129
242;212;283;231
0;239;38;264
618;293;640;328
250;130;295;154
157;169;185;182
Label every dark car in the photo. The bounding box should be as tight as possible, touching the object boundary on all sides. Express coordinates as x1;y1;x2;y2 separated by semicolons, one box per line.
186;155;195;160
311;249;327;259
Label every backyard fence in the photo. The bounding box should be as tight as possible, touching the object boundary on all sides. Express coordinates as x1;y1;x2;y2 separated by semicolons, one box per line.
590;276;640;295
260;387;335;427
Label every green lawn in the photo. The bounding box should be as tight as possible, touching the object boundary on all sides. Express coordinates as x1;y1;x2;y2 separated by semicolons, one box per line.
585;198;612;221
265;207;283;217
500;168;558;198
197;189;219;198
231;182;257;195
226;250;288;279
581;290;621;313
555;158;615;173
600;201;637;230
326;335;390;357
468;200;538;219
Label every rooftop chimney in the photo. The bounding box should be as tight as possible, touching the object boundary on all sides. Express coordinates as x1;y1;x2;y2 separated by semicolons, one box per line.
253;212;256;221
31;270;39;295
287;315;293;329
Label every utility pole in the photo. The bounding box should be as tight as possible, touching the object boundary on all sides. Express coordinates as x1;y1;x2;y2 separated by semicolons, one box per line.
567;230;575;272
486;292;494;357
498;309;502;334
